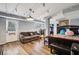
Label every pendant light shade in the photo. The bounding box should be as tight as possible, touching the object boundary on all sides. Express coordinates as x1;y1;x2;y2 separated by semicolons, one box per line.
26;16;34;21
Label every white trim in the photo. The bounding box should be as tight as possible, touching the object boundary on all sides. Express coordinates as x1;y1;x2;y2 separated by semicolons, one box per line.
0;15;26;21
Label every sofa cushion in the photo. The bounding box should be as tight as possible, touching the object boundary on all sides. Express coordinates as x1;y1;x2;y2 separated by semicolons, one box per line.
24;36;32;39
20;32;30;36
23;35;39;39
30;32;34;36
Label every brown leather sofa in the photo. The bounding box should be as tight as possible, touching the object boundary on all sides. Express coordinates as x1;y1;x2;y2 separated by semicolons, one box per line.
19;32;40;43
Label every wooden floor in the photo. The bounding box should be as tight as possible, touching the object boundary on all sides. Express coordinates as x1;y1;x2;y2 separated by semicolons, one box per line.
2;39;53;55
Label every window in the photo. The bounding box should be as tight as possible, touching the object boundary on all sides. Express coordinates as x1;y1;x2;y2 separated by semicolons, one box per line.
8;21;16;31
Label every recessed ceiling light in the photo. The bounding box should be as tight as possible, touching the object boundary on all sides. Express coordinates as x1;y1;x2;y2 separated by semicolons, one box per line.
29;8;32;11
43;3;45;7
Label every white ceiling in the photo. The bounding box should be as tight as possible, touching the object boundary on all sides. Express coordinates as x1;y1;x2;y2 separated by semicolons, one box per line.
0;3;78;20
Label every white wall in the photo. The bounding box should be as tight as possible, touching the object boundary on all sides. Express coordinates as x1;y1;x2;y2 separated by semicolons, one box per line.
64;10;79;20
0;18;45;44
51;10;79;26
69;19;79;25
18;21;45;33
0;17;6;45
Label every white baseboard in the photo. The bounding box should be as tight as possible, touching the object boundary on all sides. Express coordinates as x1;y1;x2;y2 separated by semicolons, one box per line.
0;42;6;45
0;39;19;45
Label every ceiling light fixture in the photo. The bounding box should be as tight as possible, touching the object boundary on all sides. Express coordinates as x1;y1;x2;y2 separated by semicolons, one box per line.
26;8;34;21
26;15;34;21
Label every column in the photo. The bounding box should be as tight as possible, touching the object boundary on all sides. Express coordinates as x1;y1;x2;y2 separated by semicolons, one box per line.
45;18;50;36
53;21;57;35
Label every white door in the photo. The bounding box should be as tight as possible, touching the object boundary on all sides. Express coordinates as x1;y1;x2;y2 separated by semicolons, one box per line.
6;20;18;43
